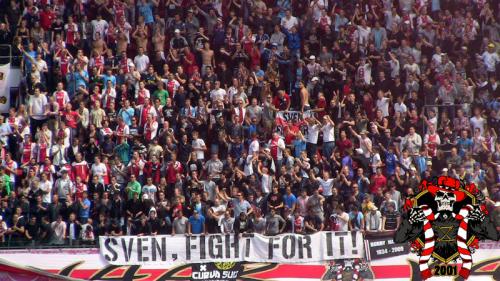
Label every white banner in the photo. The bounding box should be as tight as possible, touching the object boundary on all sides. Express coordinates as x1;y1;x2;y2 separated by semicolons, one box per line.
275;110;317;139
99;231;364;265
0;63;10;113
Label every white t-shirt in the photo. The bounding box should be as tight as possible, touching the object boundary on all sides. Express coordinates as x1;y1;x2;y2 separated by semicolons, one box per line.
29;94;48;120
244;155;254;176
356;25;371;45
481;51;500;72
91;163;107;182
91;19;108;39
261;174;272;194
307;124;320;144
321;123;335;142
317;178;334;196
210;88;227;102
394;102;407;114
248;139;260;155
337;212;349;231
470;116;485;135
376;97;390;117
281;16;298;30
40;180;52;204
192;138;206;160
133;54;150;73
371;153;382;173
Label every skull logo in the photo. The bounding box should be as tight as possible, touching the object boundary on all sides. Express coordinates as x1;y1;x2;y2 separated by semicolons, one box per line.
435;190;456;212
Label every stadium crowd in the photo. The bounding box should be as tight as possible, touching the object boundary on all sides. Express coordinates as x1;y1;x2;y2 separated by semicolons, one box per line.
0;0;499;246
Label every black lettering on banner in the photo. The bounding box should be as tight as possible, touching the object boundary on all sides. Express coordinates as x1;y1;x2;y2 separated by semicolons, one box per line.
244;234;254;258
326;232;333;257
225;234;239;259
186;236;196;260
297;235;303;258
121;237;134;262
434;264;458;276
335;231;348;257
302;235;312;258
351;232;358;255
209;235;223;259
104;238;118;262
138;237;149;262
282;235;296;259
199;235;206;260
268;237;280;259
152;237;166;262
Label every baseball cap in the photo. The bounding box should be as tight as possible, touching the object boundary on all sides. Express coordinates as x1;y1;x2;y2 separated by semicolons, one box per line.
309;55;316;60
174;29;180;33
311;77;319;82
488;43;495;48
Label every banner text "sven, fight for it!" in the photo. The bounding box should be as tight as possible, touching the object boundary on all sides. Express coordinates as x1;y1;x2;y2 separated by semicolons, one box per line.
99;232;364;265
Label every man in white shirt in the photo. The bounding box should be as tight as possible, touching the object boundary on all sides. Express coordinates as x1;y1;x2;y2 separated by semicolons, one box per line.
479;43;499;74
280;9;298;31
133;47;150;73
191;131;207;160
0;115;12;146
210;81;227;102
306;117;321;159
376;90;391;117
315;171;334;197
28;87;49;134
394;96;408;116
91;14;108;40
321;115;335;158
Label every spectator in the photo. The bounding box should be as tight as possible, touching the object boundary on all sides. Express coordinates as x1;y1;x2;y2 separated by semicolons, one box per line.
220;211;234;234
348;206;365;231
364;204;383;232
187;210;206;235
172;210;188;235
50;215;66;245
382;204;400;231
0;0;496;249
265;208;285;236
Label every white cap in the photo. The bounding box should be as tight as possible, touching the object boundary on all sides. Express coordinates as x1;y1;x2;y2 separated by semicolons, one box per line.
442;168;448;172
309;55;316;60
174;29;180;33
311;77;319;82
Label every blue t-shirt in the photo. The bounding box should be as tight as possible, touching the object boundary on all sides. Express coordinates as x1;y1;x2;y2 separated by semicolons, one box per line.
79;198;91;219
23;50;37;72
349;212;364;230
74;71;89;89
293;139;306;158
138;2;154;24
385;152;398;175
189;215;205;234
119;107;135;126
456;138;473;156
283;194;297;209
102;74;117;89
